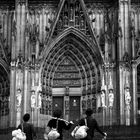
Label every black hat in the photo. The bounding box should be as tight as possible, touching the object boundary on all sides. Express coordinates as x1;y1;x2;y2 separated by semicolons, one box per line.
85;108;93;116
23;113;30;122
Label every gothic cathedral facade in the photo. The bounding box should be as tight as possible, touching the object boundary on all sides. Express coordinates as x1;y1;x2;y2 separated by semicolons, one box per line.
0;0;140;129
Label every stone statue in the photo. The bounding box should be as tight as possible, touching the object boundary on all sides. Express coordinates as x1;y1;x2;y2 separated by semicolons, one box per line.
31;92;36;108
108;89;114;107
38;93;42;108
101;90;106;107
125;87;131;107
16;93;22;107
125;87;131;126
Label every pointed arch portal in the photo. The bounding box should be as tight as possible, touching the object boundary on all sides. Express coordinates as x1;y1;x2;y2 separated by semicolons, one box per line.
41;28;103;96
40;0;104;119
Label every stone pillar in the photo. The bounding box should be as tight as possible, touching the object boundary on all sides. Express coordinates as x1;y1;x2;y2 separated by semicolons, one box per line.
15;62;24;127
20;3;26;52
118;0;131;125
30;90;36;124
81;88;87;116
124;68;131;126
37;91;42;127
23;65;29;114
119;64;125;125
130;11;135;59
11;12;16;60
9;61;16;127
119;0;125;59
10;10;17;127
132;61;137;125
15;1;21;56
101;73;107;127
15;0;27;55
64;87;70;121
124;0;130;53
108;70;114;126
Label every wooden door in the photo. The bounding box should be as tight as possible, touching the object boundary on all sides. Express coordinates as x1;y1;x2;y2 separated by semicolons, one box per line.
52;96;64;117
69;96;80;121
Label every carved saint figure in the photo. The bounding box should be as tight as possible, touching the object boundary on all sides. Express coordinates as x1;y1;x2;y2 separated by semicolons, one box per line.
101;90;106;107
125;87;131;126
108;89;114;107
125;87;131;107
38;93;42;108
31;92;36;108
16;93;22;107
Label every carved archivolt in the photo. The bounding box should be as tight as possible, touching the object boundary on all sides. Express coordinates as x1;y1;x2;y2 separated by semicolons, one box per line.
41;31;102;95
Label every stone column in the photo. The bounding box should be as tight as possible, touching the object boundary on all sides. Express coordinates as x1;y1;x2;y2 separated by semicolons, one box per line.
64;87;69;121
124;68;131;126
9;61;16;127
124;0;130;53
101;73;107;127
81;88;87;116
31;90;36;124
64;97;69;121
15;62;24;127
119;0;125;59
23;65;28;114
118;0;131;125
132;61;137;125
108;70;114;126
11;12;16;60
15;1;21;56
15;0;27;55
20;3;26;52
119;64;125;125
119;0;130;54
130;12;135;59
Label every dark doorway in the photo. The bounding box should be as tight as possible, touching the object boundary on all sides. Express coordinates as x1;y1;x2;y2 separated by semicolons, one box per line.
52;96;64;117
69;96;80;122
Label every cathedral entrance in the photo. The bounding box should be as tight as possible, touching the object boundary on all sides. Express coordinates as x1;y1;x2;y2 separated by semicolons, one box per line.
41;29;102;122
40;1;103;123
52;96;64;117
52;95;80;121
69;96;80;121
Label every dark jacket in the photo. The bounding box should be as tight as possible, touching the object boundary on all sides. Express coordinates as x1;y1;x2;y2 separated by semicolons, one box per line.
79;116;105;140
18;122;36;140
47;118;72;140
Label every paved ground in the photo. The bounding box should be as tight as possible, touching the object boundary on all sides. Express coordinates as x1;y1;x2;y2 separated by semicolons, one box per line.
1;125;140;140
1;133;140;140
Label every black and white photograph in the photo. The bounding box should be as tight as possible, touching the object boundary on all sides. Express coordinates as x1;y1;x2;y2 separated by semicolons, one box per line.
0;0;140;140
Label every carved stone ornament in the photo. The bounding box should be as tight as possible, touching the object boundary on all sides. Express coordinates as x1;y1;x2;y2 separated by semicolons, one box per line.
101;90;106;107
16;90;22;107
31;92;36;108
108;89;114;107
125;87;131;107
38;92;42;108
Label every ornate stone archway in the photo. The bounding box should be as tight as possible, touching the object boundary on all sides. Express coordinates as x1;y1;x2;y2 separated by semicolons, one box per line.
40;28;103;119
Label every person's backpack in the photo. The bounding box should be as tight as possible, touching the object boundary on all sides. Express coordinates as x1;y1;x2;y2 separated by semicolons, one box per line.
71;118;88;139
12;123;26;140
44;119;60;140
